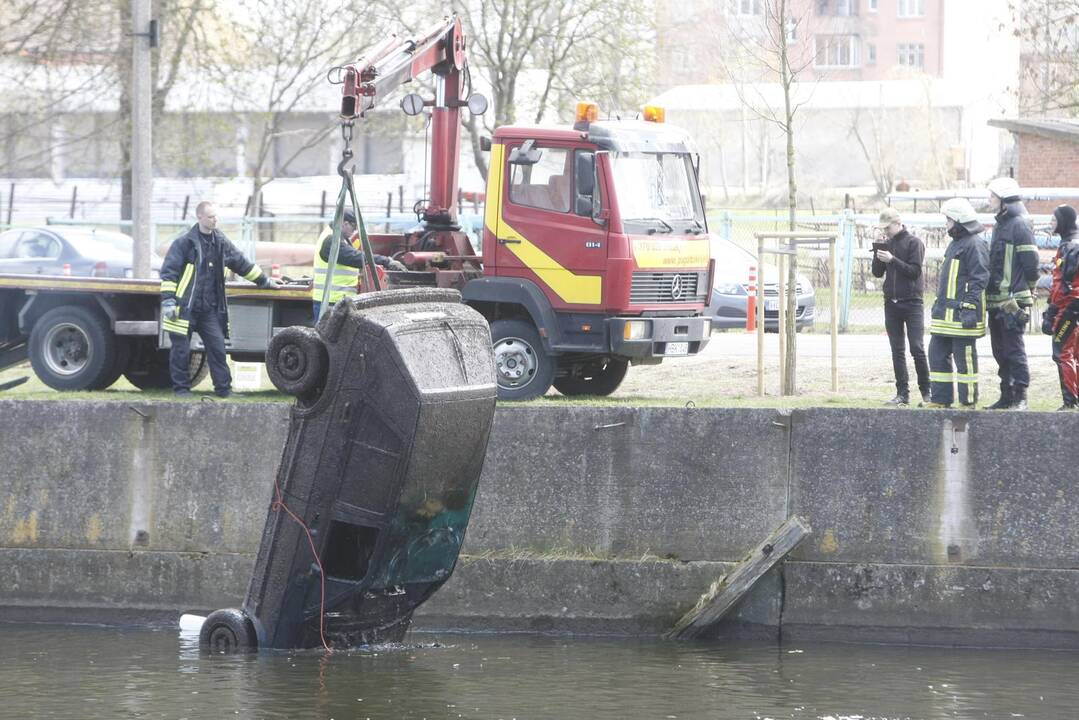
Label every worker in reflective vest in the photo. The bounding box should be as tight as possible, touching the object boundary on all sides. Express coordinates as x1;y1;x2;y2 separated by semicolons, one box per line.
312;209;404;321
160;201;280;397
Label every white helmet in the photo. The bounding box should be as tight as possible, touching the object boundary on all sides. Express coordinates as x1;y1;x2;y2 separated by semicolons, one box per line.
987;176;1021;200
941;197;978;224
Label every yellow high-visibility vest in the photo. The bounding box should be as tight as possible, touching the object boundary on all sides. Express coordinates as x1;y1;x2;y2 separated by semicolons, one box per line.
312;225;361;305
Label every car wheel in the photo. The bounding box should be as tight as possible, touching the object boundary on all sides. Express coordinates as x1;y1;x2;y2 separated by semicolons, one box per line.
553;358;629;397
266;326;327;398
199;608;257;654
29;305;117;391
489;319;553;401
89;336;131;390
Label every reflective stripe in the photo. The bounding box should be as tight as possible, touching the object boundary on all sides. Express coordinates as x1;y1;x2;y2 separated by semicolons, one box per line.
160;280;177;293
1016;244;1039;253
930;372;955;382
243;264;263;282
162;317;189;334
176;263;195;298
946;258;960;323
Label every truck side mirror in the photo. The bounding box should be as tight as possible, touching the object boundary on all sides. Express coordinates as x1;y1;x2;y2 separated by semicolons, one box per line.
574;152;600;221
508;139;542;166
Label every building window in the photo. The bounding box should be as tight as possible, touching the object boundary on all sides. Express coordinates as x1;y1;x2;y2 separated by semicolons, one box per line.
814;35;860;67
817;0;858;15
730;0;763;15
868;0;878;11
867;44;877;64
897;0;925;17
786;18;798;42
897;42;925;67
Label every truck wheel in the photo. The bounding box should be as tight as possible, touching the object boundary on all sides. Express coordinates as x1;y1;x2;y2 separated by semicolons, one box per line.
266;326;327;398
490;319;553;401
124;341;207;390
28;305;117;391
89;336;131;390
199;608;257;654
553;358;629;397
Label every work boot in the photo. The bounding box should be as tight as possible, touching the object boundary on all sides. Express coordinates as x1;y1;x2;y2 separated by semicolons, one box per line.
1056;402;1076;411
922;401;951;409
885;394;910;407
985;384;1013;410
1010;386;1028;411
920;389;931;405
174;388;192;397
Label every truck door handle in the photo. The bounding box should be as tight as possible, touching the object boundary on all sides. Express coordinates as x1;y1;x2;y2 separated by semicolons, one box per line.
497;237;521;245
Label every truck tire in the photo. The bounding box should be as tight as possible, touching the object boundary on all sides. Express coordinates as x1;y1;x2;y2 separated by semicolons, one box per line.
553;358;628;397
89;336;131;390
124;340;208;390
199;608;257;654
490;318;553;401
266;326;327;398
28;305;117;391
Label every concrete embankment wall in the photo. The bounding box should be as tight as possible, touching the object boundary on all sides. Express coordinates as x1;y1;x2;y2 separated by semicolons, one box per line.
1;400;1077;647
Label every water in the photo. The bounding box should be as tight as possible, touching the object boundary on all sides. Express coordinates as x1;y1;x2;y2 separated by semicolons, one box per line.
1;623;1076;719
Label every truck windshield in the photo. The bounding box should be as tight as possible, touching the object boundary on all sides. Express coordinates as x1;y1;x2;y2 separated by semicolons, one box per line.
610;152;704;230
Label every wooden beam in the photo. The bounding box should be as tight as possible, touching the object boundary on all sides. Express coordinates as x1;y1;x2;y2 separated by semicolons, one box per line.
666;515;812;640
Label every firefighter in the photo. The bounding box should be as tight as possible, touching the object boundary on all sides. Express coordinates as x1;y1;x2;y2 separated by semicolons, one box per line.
925;198;990;409
984;177;1040;410
312;209;405;321
1044;204;1079;410
160;201;281;397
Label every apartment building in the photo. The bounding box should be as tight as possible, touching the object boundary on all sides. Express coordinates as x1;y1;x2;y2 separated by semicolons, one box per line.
656;0;945;87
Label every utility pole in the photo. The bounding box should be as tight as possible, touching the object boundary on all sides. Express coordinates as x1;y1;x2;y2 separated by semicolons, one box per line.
131;0;155;278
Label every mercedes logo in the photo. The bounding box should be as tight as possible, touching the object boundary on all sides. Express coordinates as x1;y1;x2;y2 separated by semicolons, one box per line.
670;274;684;300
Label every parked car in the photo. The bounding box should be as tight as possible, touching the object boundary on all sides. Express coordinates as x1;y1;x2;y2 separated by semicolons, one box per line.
707;236;815;332
0;226;161;278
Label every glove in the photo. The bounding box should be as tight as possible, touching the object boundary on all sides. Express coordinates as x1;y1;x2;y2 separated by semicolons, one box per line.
1042;306;1058;335
386;259;407;272
1000;297;1020;315
960;308;978;329
161;299;179;322
258;275;283;289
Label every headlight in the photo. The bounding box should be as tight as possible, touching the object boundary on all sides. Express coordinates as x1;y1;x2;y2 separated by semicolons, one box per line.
623;320;650;341
713;282;745;296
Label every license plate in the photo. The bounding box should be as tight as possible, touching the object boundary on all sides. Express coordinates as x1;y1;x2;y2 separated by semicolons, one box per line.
765;299;779;311
666;341;689;356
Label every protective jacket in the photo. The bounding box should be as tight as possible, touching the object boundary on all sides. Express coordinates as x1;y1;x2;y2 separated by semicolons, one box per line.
1050;233;1079;321
987;200;1039;309
930;223;990;338
312;225;394;305
160;224;267;336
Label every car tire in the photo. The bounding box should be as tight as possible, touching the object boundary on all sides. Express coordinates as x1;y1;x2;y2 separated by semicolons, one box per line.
266;326;327;398
29;305;117;391
490;319;553;401
199;608;257;654
553;358;629;397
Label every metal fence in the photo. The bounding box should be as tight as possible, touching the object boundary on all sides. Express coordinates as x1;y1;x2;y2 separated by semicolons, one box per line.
711;209;1058;333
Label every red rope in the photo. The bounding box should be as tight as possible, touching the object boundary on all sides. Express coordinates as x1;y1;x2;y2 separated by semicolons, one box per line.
271;479;332;652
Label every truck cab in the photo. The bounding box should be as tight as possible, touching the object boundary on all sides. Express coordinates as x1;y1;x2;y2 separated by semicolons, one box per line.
466;106;713;399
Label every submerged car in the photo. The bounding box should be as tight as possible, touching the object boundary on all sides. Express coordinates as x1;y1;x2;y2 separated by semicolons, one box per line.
0;226;161;278
707;236;815;332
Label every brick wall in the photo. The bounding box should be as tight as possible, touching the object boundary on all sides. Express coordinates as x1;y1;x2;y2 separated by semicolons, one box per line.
1015;132;1079;213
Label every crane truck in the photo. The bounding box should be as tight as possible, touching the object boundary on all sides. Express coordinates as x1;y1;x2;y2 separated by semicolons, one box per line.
333;16;713;400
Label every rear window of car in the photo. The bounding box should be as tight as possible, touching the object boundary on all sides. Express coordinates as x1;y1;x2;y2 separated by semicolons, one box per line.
62;230;133;256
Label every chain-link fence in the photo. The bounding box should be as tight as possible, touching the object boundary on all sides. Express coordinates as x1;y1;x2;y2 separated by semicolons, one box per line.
711;210;1059;334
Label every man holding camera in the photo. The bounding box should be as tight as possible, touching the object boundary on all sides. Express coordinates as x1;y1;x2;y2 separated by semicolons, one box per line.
872;207;929;406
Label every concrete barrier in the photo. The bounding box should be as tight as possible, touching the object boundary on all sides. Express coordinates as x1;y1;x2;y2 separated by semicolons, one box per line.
1;400;1078;646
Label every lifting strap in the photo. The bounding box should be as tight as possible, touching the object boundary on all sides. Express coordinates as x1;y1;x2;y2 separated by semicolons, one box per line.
318;120;383;321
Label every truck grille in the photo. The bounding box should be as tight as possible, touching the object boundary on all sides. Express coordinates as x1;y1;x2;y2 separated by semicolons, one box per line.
630;272;706;304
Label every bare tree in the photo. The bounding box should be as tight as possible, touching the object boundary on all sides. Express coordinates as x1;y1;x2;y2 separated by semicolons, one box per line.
848;105;896;199
1013;0;1079;114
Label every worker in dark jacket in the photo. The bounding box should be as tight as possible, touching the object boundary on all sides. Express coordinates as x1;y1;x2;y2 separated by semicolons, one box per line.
312;209;405;321
925;198;990;408
872;207;929;406
160;201;280;397
1045;204;1079;410
984;177;1040;410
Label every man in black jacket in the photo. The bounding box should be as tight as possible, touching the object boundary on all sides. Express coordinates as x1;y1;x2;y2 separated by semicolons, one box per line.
159;201;280;397
872;207;929;406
